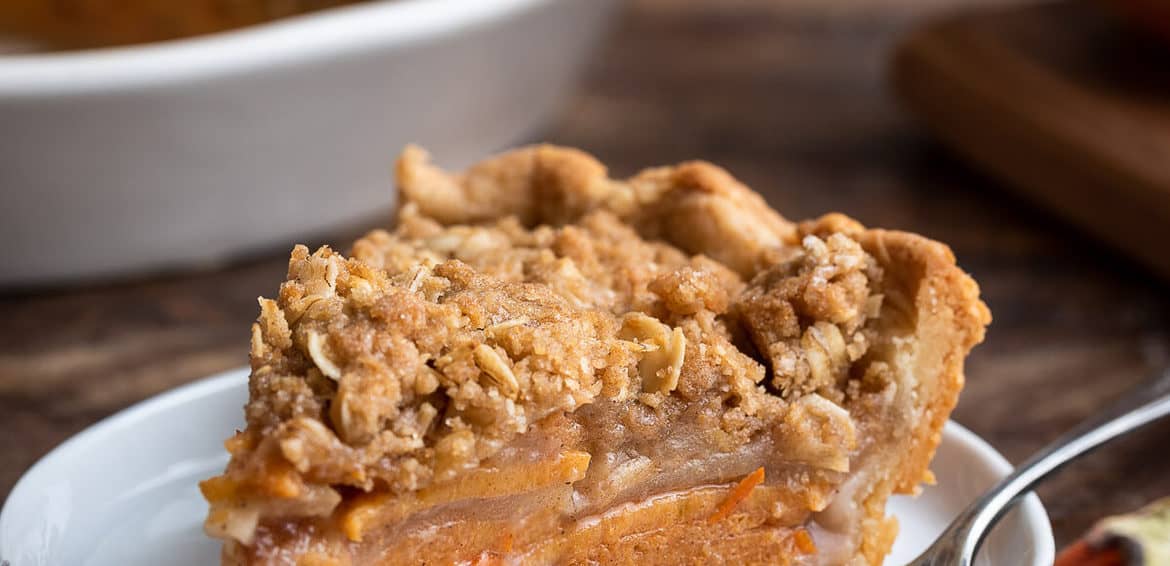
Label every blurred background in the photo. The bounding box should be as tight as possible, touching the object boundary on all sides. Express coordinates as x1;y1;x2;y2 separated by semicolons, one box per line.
1;0;1169;554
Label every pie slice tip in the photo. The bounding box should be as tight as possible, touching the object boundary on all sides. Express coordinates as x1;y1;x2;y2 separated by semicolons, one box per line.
202;145;990;565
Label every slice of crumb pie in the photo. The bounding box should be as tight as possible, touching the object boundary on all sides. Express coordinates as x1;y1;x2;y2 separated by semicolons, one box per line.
201;145;990;565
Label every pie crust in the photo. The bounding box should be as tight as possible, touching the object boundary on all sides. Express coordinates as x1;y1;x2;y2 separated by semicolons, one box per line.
201;145;990;565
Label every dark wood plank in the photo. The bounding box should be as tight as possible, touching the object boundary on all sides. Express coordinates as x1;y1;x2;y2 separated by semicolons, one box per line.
2;0;1169;552
894;0;1170;279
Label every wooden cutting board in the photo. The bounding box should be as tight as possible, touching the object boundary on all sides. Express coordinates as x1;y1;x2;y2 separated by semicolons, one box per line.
893;0;1170;279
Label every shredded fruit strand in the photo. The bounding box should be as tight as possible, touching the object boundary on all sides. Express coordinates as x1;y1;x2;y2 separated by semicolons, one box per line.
794;529;818;555
707;467;766;525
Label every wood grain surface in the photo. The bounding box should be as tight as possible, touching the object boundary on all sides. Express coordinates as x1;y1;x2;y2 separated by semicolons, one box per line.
3;0;1169;553
894;0;1170;281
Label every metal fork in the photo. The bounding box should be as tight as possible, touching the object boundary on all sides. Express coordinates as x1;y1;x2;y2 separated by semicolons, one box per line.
908;369;1170;566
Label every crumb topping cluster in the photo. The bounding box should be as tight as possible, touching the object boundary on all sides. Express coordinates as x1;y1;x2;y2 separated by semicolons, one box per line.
203;145;893;544
739;232;884;399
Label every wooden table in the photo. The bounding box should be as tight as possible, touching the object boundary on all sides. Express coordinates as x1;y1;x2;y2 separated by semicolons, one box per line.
3;0;1168;552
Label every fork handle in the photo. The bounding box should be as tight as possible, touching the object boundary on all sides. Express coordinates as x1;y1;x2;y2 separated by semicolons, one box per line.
912;369;1170;566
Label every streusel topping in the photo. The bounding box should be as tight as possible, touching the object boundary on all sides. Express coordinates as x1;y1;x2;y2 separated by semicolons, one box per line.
205;145;892;544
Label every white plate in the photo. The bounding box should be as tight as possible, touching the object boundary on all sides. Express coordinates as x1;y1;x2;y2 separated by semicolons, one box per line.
0;368;1054;565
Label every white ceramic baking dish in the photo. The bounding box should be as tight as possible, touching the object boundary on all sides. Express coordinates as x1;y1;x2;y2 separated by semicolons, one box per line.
0;0;618;287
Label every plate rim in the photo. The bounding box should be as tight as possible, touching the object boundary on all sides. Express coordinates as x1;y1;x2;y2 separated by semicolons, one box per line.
933;422;1057;565
0;0;555;94
0;367;246;521
0;367;1056;564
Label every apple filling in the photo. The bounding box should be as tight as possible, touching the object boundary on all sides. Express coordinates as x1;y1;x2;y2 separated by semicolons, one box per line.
202;146;989;565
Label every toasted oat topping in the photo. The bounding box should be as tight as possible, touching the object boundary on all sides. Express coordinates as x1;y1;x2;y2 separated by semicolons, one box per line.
206;145;893;542
737;232;884;399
